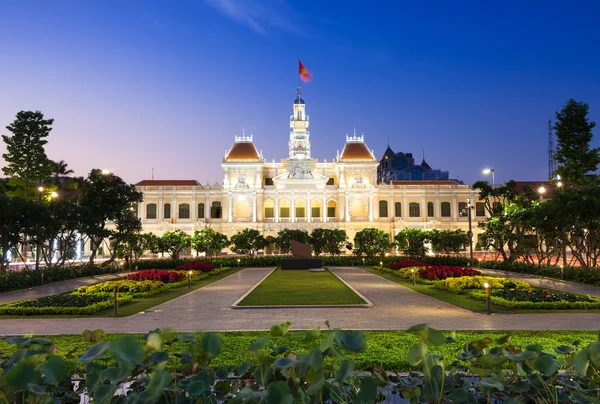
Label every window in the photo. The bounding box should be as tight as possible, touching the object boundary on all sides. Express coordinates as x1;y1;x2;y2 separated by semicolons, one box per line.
265;207;274;218
298;110;303;120
280;207;290;218
327;206;336;218
458;202;467;216
379;200;388;218
312;207;320;218
179;203;190;219
146;203;157;219
265;178;274;186
409;202;420;217
198;203;205;219
427;202;434;217
296;207;305;218
441;202;451;217
476;202;485;217
211;201;222;218
394;202;401;217
164;203;171;219
327;178;335;185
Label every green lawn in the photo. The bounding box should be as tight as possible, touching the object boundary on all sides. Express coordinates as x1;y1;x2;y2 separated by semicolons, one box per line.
237;269;367;306
0;329;596;372
365;267;600;314
0;269;240;319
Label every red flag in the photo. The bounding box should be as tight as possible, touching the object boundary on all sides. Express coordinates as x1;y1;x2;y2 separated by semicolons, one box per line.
299;60;312;82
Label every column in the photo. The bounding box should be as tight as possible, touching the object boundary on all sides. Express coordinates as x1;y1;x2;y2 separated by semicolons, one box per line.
435;195;440;219
390;193;395;221
291;193;296;222
345;193;350;222
205;195;209;220
252;193;257;223
158;199;163;220
228;193;232;222
368;194;373;221
275;193;279;222
452;195;458;221
172;197;177;221
402;194;408;218
140;201;145;222
322;193;327;222
191;197;196;220
307;191;311;222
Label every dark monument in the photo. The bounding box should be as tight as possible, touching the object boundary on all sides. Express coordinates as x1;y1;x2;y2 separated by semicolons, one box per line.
281;240;324;270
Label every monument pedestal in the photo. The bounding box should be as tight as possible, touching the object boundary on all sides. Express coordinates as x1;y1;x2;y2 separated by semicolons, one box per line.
281;258;323;270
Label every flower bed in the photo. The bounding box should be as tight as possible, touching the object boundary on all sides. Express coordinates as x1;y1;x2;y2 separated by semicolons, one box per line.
418;265;480;280
175;261;214;272
434;276;530;293
124;269;184;283
78;280;166;296
388;260;425;270
0;292;132;315
468;288;600;309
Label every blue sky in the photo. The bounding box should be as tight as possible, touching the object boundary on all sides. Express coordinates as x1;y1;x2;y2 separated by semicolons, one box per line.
1;0;599;185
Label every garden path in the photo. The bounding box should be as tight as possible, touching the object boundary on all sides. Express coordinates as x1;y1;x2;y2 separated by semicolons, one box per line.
0;271;134;305
0;267;599;335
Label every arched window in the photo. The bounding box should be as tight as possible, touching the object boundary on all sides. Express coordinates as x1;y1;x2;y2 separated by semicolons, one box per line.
394;202;402;217
441;202;451;217
427;202;434;217
327;201;336;218
198;203;205;219
409;202;420;217
163;203;171;219
146;203;157;219
179;203;190;219
379;200;388;218
211;201;222;218
458;202;467;216
476;202;485;217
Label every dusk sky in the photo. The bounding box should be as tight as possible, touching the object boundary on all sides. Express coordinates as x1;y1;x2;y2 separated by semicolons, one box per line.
1;0;599;186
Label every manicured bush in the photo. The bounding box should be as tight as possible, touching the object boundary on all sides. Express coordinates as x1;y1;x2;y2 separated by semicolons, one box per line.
175;261;214;272
78;280;165;295
0;292;132;315
468;289;600;309
434;275;530;293
124;269;184;283
418;265;481;280
388;260;425;270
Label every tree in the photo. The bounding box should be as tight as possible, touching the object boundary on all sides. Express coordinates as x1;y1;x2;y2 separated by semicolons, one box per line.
309;228;327;256
275;229;310;254
353;228;391;258
108;208;142;266
396;228;429;257
324;229;350;256
192;229;229;258
428;229;469;256
160;230;190;259
79;169;143;264
50;160;74;186
230;228;266;257
2;111;53;199
0;195;37;271
554;99;600;185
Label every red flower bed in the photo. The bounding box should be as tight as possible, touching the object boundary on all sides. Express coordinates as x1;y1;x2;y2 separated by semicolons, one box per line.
175;261;214;273
388;260;425;270
418;265;481;281
123;269;184;283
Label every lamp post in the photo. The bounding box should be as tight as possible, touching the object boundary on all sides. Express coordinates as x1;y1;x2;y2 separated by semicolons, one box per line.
380;261;383;274
482;168;495;190
35;186;44;272
411;268;416;285
362;257;365;267
188;270;192;289
483;282;491;313
538;186;546;201
237;258;240;269
560;264;564;281
465;198;474;267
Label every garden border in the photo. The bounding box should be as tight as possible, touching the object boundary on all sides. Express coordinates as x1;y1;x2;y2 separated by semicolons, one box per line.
231;267;374;309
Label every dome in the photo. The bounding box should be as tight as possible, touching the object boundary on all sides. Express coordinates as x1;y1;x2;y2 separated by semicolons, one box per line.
294;98;305;104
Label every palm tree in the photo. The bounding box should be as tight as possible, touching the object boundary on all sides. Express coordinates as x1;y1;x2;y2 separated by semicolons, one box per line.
50;160;74;185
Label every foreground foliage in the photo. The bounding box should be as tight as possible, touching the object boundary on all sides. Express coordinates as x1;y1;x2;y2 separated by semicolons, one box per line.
3;323;600;402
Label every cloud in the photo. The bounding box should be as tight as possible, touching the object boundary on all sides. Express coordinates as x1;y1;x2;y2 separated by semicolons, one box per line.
204;0;304;36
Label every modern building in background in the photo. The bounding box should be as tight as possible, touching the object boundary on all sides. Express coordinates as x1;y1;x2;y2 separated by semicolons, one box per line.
131;88;486;253
377;146;450;184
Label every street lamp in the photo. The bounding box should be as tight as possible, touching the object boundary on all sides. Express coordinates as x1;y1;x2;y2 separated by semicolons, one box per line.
101;169;111;175
411;268;416;285
483;282;491;313
50;191;58;199
35;186;44;272
482;168;495;190
462;198;475;267
379;261;383;274
237;258;240;268
188;270;192;289
538;186;546;201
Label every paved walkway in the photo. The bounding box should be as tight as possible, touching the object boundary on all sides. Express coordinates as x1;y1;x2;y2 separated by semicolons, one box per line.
0;271;133;305
476;267;600;298
1;267;600;335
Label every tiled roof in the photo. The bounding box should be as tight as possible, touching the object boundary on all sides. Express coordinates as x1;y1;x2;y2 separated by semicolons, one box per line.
225;142;261;162
136;180;202;187
339;143;375;162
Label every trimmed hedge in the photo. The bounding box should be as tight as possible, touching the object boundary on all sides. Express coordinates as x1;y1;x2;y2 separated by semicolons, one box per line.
468;289;600;309
78;280;165;295
434;276;530;293
0;292;132;315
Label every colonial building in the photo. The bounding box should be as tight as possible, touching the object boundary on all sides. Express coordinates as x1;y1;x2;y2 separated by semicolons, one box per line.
134;88;487;250
377;147;450;184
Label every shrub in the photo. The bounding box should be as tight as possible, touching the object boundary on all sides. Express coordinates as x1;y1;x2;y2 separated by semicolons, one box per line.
175;261;214;273
0;292;132;315
418;265;481;280
388;260;425;270
124;269;184;283
434;276;530;293
468;289;600;309
78;280;165;295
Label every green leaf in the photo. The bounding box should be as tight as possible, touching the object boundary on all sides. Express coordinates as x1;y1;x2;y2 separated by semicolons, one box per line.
307;349;323;371
252;364;273;386
42;356;67;386
270;321;292;337
477;353;508;367
146;333;162;351
110;336;144;369
82;329;105;343
356;376;377;402
408;342;427;366
588;341;600;366
235;362;252;377
92;384;116;402
496;334;512;345
201;333;222;359
265;381;293;404
150;351;169;364
177;333;197;342
535;355;559;377
305;370;325;396
248;337;269;352
186;381;206;397
304;328;320;343
6;361;41;390
274;357;297;369
423;365;443;402
145;368;173;398
334;329;366;352
407;324;445;346
27;383;45;395
478;379;504;391
573;349;590;376
335;359;354;383
78;341;110;363
555;345;574;355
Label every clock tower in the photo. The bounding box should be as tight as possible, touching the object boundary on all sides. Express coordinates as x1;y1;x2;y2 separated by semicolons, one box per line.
289;87;311;160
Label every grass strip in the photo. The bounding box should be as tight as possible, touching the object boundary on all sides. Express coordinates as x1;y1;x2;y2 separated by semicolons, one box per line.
237;269;366;306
